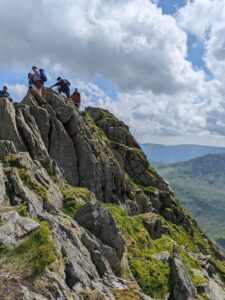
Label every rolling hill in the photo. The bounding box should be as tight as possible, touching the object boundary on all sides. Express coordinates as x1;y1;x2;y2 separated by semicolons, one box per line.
156;153;225;249
141;143;225;163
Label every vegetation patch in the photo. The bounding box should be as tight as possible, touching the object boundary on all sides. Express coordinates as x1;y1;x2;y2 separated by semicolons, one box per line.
0;221;56;278
60;184;94;218
107;204;225;297
39;158;58;182
129;178;156;194
107;204;171;298
17;204;29;217
5;154;22;168
81;289;105;300
192;274;209;286
113;284;140;300
5;154;49;203
17;168;49;202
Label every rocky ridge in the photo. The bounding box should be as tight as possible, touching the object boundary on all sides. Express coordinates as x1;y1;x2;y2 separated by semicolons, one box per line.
0;88;224;299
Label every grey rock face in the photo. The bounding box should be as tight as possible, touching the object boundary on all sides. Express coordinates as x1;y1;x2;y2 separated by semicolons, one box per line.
86;107;139;148
0;98;25;151
16;107;49;160
49;117;78;185
43;89;74;123
29;105;50;150
8;170;44;216
153;251;170;263
5;152;63;214
39;212;100;288
75;202;125;260
0;211;39;248
0;164;6;204
143;214;168;239
170;249;197;300
80;231;113;277
0;140;16;161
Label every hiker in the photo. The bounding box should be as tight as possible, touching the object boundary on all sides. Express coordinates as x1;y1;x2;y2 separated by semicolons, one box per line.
28;73;35;89
50;77;71;98
71;88;81;108
32;66;47;96
0;86;13;102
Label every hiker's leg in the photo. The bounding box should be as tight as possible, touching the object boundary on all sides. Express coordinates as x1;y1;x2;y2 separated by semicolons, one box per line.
66;89;70;98
36;87;42;96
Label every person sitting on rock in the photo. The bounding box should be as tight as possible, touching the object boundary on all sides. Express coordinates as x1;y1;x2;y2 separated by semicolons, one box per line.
0;86;13;102
32;66;44;97
71;88;81;108
50;77;71;98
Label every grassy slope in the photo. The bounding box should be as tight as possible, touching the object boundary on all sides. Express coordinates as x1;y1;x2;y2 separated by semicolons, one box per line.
156;155;225;247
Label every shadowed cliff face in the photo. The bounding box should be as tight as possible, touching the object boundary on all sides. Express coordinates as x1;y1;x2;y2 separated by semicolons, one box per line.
0;88;224;299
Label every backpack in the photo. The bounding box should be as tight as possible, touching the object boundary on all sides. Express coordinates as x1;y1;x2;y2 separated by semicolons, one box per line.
64;79;71;87
39;69;47;82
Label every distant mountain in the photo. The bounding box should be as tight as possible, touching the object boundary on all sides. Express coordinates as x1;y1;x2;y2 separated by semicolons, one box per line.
141;143;225;163
156;153;225;249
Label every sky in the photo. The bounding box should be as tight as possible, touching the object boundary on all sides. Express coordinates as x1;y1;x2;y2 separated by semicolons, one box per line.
0;0;225;146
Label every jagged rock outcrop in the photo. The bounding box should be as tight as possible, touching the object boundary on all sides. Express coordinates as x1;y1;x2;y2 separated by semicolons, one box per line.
75;202;125;274
143;213;169;239
0;211;39;248
0;88;225;300
170;248;197;300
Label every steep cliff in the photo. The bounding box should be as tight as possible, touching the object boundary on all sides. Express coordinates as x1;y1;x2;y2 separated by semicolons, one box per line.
0;88;225;300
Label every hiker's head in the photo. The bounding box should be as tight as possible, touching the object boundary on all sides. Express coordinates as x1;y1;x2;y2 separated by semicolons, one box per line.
32;66;38;71
3;86;7;92
57;77;62;82
28;73;33;79
75;88;78;92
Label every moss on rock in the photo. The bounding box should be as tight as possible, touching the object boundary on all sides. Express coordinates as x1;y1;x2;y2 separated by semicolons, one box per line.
0;221;56;278
60;184;94;218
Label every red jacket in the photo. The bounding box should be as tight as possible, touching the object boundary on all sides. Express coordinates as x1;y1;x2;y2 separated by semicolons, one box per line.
71;92;81;107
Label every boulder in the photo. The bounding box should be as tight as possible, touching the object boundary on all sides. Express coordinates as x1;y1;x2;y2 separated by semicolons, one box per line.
143;214;168;239
153;251;170;263
0;211;39;248
75;202;125;259
170;248;197;300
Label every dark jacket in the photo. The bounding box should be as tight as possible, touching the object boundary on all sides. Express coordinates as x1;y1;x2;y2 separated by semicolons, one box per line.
0;91;10;98
53;80;70;91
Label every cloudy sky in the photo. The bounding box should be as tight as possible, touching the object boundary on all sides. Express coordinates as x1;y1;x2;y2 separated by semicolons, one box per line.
0;0;225;146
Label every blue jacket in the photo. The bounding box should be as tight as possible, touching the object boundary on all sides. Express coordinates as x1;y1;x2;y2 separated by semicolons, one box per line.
0;90;10;97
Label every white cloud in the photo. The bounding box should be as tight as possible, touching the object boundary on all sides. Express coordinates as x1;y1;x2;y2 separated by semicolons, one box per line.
0;0;204;94
8;84;27;101
1;0;225;145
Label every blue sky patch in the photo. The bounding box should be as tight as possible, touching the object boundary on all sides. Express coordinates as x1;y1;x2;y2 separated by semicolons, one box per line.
156;0;187;15
92;75;119;99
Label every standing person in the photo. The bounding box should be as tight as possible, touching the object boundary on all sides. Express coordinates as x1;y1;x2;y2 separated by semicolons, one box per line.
0;86;13;102
71;88;81;108
50;77;71;98
32;66;44;96
28;73;35;89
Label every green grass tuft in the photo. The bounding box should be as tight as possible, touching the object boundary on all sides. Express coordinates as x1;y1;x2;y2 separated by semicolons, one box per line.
0;221;56;277
60;184;94;218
